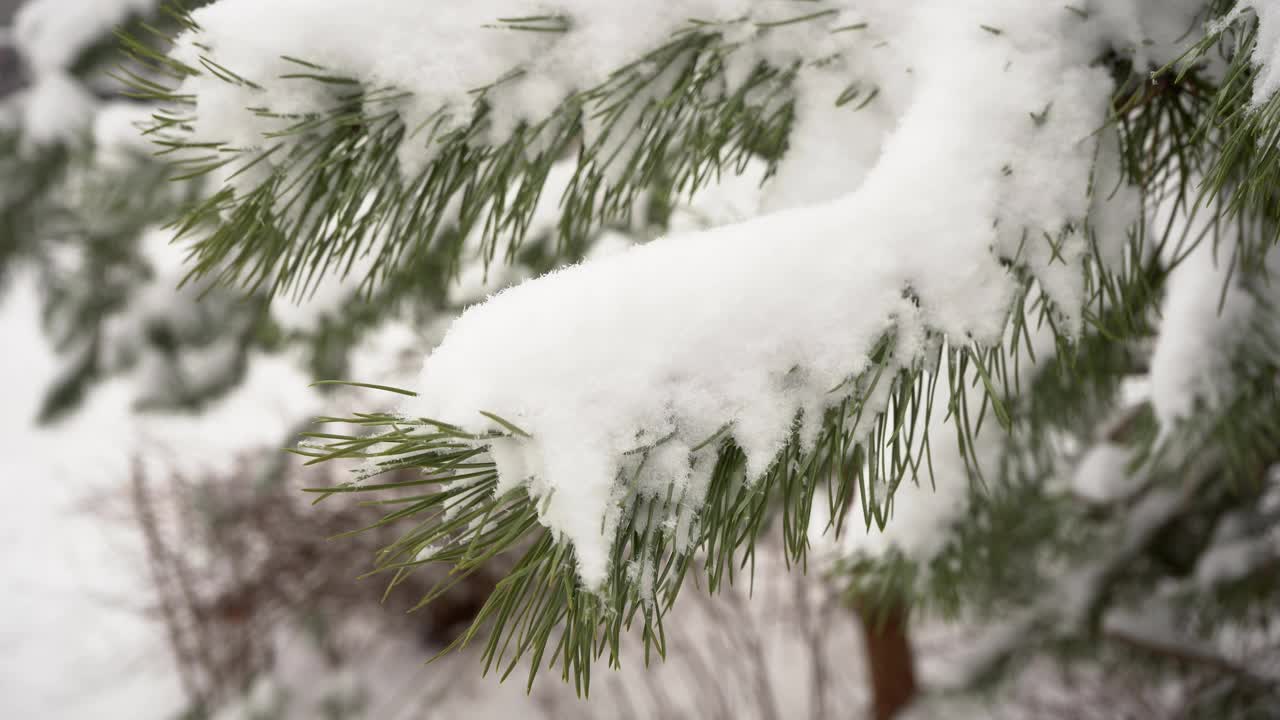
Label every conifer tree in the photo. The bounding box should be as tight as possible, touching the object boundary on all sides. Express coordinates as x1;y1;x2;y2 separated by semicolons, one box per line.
15;1;1280;717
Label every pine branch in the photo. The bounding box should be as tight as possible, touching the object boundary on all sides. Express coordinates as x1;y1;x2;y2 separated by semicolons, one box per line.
923;333;1280;691
296;293;1100;691
123;9;821;300
145;0;1280;697
1164;7;1280;273
1103;612;1278;693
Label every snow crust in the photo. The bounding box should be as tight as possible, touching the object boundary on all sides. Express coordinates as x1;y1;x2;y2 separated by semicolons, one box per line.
172;0;1213;587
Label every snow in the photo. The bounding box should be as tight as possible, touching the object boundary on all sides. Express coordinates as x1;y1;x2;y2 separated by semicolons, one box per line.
1071;442;1140;504
824;366;978;565
1193;477;1280;588
1148;228;1257;431
667;158;768;234
1101;604;1192;663
172;0;745;171
4;272;883;718
822;279;1060;567
1237;1;1280;105
96;226;227;382
447;161;580;307
268;243;379;332
839;450;974;564
19;71;96;145
92;102;156;165
1194;534;1278;588
0;269;894;717
10;0;1280;712
1206;2;1280;107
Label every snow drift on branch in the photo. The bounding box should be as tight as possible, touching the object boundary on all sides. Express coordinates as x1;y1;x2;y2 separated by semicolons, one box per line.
401;4;1121;587
172;0;1213;587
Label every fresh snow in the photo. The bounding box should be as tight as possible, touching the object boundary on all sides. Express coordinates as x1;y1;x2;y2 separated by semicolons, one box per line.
1194;534;1279;588
1148;226;1270;431
1233;1;1280;105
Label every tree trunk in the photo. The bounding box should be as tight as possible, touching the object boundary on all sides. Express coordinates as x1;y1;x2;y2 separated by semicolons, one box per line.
856;602;917;720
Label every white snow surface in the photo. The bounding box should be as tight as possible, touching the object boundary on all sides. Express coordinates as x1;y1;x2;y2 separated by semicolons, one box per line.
174;1;834;166
173;1;1211;587
98;227;211;367
1071;443;1140;504
19;72;97;145
92;102;157;166
1148;228;1264;431
1194;476;1280;588
1233;1;1280;105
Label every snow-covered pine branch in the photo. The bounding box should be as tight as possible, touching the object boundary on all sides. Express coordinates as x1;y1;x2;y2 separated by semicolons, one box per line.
318;2;1126;583
148;0;1280;695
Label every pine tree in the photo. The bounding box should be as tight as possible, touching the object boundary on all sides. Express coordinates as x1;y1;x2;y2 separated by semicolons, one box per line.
18;0;1280;717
